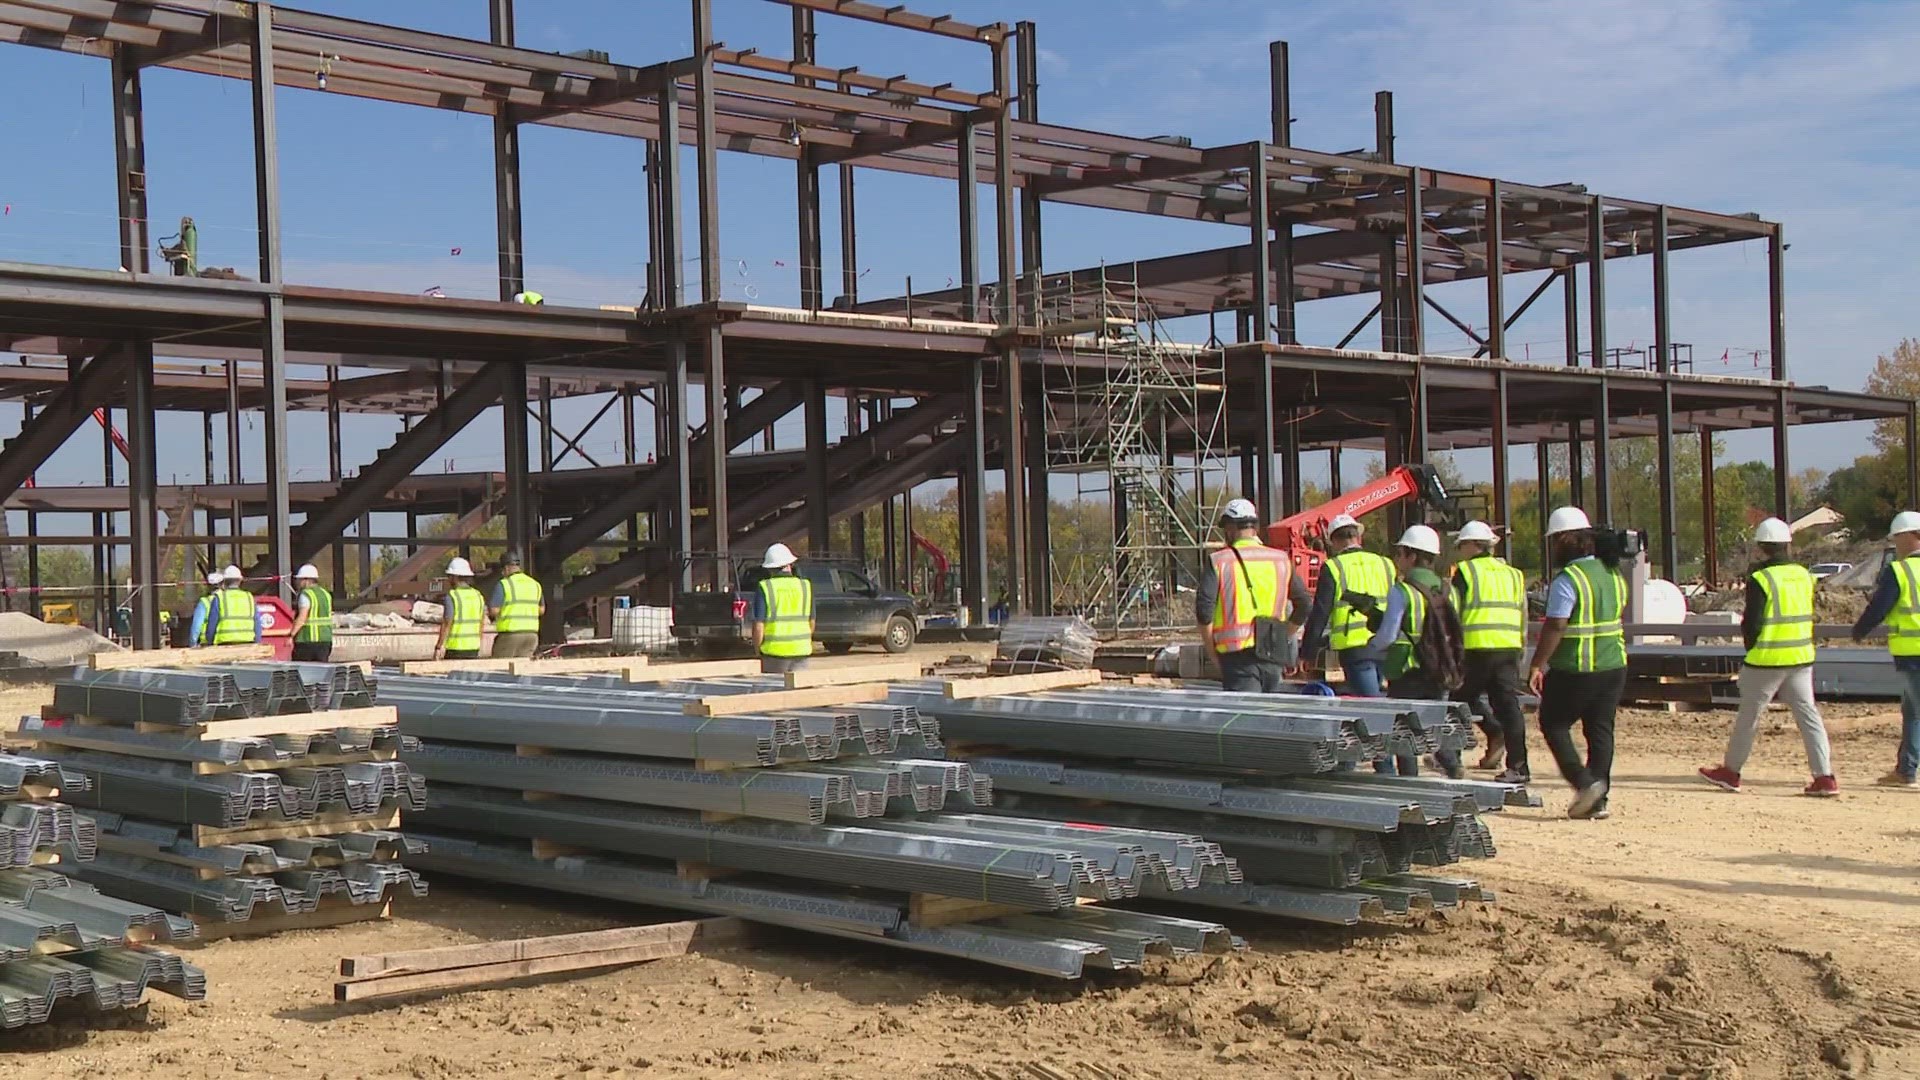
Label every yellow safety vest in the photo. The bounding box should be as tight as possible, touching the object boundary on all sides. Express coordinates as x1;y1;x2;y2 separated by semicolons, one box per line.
212;588;258;645
1889;555;1920;658
1208;539;1292;654
1746;563;1815;667
295;585;334;643
1325;548;1396;652
494;573;542;634
444;586;485;652
1549;557;1626;673
757;575;814;658
1456;555;1527;651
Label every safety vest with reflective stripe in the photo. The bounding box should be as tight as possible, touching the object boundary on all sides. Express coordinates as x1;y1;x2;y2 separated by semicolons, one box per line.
1325;548;1397;652
444;586;485;653
494;573;542;634
757;575;814;658
212;587;258;645
1208;539;1292;654
191;595;213;646
1889;555;1920;658
1548;557;1626;672
1383;571;1437;682
1746;562;1815;667
295;585;334;643
1456;555;1527;651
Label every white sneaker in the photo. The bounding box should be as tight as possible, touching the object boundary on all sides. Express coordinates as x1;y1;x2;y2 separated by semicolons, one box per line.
1568;781;1609;819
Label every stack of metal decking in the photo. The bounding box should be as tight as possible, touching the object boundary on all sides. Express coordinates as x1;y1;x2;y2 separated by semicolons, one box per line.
0;750;204;1028
16;663;427;932
386;667;1242;979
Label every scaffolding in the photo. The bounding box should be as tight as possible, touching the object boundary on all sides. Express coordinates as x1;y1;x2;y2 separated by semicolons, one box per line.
1040;270;1230;631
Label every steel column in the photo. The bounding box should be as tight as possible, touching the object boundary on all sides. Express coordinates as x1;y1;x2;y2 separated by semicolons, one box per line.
1592;379;1611;522
1016;20;1042;314
251;2;290;597
1255;358;1277;524
1269;42;1291;145
1484;181;1505;359
110;50;149;277
839;165;858;305
1657;382;1677;580
1536;439;1552;574
1700;427;1718;585
1772;387;1790;517
490;0;523;298
1248;144;1271;343
1280;409;1302;517
124;342;158;648
702;326;729;564
692;0;721;303
793;9;823;311
846;395;866;564
964;360;989;624
327;368;344;592
1652;205;1672;374
1491;371;1510;532
657;77;683;307
1026;383;1051;612
1587;197;1607;369
1569;418;1584;510
805;382;830;551
24;402;38;610
202;412;216;571
667;341;693;592
1375;92;1397;352
502;367;531;554
1768;226;1788;381
956;123;980;321
993;37;1024;609
1404;171;1425;355
1562;264;1579;367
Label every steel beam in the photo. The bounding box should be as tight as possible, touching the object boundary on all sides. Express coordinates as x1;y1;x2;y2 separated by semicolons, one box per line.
792;8;822;311
1562;264;1579;367
1652;204;1672;375
1016;19;1042;318
1484;181;1505;359
993;39;1024;610
667;342;693;592
658;77;684;307
1592;378;1611;522
1025;382;1050;612
123;341;159;647
1657;381;1677;579
1536;438;1552;574
701;327;729;565
250;4;290;595
1248;144;1271;343
1404;172;1424;355
491;0;524;299
1491;371;1510;533
1772;387;1790;517
692;0;721;303
964;360;989;623
957;122;980;321
1699;426;1717;585
1768;226;1788;381
1587;197;1607;369
804;381;830;550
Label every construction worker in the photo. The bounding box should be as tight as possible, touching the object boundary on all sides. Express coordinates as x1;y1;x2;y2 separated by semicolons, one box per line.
209;565;260;646
1376;525;1467;776
752;543;814;673
188;569;224;646
1699;518;1836;796
1453;520;1532;784
487;551;544;659
1526;507;1625;819
1194;498;1311;693
1302;514;1398;696
287;564;334;663
513;290;545;306
1851;509;1920;788
434;557;487;661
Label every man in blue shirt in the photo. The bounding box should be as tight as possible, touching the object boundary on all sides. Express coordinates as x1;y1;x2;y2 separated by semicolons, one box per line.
187;569;223;645
1851;510;1920;788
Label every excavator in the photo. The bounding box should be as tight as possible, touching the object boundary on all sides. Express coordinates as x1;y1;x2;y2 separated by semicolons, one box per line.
1266;463;1458;591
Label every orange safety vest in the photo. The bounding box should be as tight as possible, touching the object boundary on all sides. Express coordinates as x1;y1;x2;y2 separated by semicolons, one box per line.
1208;540;1293;653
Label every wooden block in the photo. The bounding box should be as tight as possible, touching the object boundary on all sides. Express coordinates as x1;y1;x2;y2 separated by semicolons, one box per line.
907;894;1040;928
531;838;590;860
90;644;274;671
699;810;743;823
507;655;650;677
522;790;563;803
515;745;558;757
682;683;888;717
675;860;740;882
179;706;400;743
941;669;1103;700
783;660;922;689
192;808;401;848
333;917;748;1001
193;748;397;775
622;659;763;683
193;899;390;941
397;658;514;675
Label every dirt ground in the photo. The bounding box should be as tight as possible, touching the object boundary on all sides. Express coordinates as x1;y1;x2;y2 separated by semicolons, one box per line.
5;684;1919;1079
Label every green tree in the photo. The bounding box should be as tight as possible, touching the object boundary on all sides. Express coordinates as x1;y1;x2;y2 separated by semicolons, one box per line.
1864;338;1920;455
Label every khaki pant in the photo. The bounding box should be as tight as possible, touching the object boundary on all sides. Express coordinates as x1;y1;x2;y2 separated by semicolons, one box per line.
490;631;540;659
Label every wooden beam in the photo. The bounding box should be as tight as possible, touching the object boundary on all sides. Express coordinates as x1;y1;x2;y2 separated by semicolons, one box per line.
622;659;765;683
941;669;1103;699
397;658;515;675
164;705;399;742
90;643;274;670
784;659;922;688
193;808;401;847
339;916;749;978
506;655;651;677
682;683;889;716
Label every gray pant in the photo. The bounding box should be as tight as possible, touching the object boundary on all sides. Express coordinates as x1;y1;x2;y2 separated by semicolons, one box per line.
489;631;540;659
760;656;808;674
1725;663;1832;777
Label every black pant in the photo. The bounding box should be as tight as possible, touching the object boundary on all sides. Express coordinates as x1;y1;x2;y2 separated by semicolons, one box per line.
1538;667;1626;791
291;641;332;662
1457;649;1528;775
1381;670;1450;776
443;648;480;660
1217;649;1286;693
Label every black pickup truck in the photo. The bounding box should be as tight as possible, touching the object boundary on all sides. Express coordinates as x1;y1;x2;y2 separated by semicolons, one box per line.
671;558;920;657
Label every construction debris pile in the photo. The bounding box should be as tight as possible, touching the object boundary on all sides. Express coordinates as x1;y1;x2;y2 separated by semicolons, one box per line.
392;669;1240;979
0;750;204;1028
15;663;428;932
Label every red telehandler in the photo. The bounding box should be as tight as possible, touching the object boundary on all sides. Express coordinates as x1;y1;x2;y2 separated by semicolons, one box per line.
1265;464;1458;591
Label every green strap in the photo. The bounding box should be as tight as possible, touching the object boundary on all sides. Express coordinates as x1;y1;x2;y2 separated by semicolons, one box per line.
737;770;760;814
979;847;1013;902
1216;714;1245;765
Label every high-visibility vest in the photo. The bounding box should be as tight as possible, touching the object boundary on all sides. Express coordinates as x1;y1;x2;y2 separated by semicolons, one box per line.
1456;555;1527;651
1208;539;1292;653
1889;555;1920;658
444;586;485;653
1745;563;1815;667
1383;575;1432;681
295;585;334;643
1548;557;1626;673
515;291;544;305
757;575;815;658
494;573;542;634
191;595;213;645
1325;548;1396;652
212;588;258;645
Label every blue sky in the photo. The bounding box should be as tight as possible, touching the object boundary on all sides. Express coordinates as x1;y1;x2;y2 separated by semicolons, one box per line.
2;0;1916;525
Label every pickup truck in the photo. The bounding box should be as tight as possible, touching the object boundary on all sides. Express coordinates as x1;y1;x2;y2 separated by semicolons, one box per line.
671;559;920;657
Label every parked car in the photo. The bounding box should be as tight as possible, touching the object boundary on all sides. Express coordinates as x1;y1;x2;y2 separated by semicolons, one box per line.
671;557;919;657
1808;562;1852;581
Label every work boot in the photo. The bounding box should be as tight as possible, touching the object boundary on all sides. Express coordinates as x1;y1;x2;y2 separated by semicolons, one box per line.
1473;733;1505;771
1568;780;1609;819
1696;765;1742;792
1802;775;1839;798
1493;767;1530;786
1873;770;1918;789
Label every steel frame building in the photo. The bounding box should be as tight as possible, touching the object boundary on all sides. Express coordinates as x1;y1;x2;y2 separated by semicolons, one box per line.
0;0;1914;648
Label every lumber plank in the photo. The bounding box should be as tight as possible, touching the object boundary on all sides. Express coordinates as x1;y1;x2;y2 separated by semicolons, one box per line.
194;748;397;775
89;644;274;671
682;682;888;716
907;894;1038;928
333;918;748;1001
622;659;764;683
941;669;1103;699
23;729;394;771
181;706;399;742
339;917;749;978
530;838;589;860
195;900;390;941
397;658;515;675
506;655;650;676
192;808;401;847
783;659;922;689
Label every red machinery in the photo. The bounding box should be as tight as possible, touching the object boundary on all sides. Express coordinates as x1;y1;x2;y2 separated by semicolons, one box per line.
910;530;950;597
23;409;129;489
1266;464;1457;590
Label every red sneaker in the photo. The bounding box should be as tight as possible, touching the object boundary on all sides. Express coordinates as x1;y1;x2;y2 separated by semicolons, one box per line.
1697;765;1742;792
1803;775;1839;798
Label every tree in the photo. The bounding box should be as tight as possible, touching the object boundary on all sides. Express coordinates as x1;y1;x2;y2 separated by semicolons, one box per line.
1820;454;1903;539
1863;338;1920;455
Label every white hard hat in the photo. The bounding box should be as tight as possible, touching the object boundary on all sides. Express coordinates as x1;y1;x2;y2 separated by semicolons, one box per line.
1544;506;1592;538
1220;498;1260;523
205;570;224;586
1454;520;1499;545
1396;525;1442;555
222;565;243;581
1752;517;1792;545
1891;510;1920;537
446;557;474;577
295;563;320;581
762;543;798;569
1327;513;1362;534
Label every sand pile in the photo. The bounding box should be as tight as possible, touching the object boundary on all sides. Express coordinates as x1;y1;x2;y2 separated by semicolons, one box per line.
0;610;116;666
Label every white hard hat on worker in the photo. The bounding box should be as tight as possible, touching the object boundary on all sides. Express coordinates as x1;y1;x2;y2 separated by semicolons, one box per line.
222;565;243;581
1544;506;1592;538
205;570;224;587
1219;498;1260;524
762;543;798;570
446;557;474;578
1890;510;1920;538
1327;513;1362;535
295;564;321;582
1455;520;1499;545
1395;525;1441;555
1752;517;1793;545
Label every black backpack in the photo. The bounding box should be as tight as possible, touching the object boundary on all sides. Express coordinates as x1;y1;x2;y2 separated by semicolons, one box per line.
1409;581;1467;691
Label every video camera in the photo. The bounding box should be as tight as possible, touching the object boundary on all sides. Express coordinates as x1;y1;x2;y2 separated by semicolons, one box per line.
1591;526;1645;563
